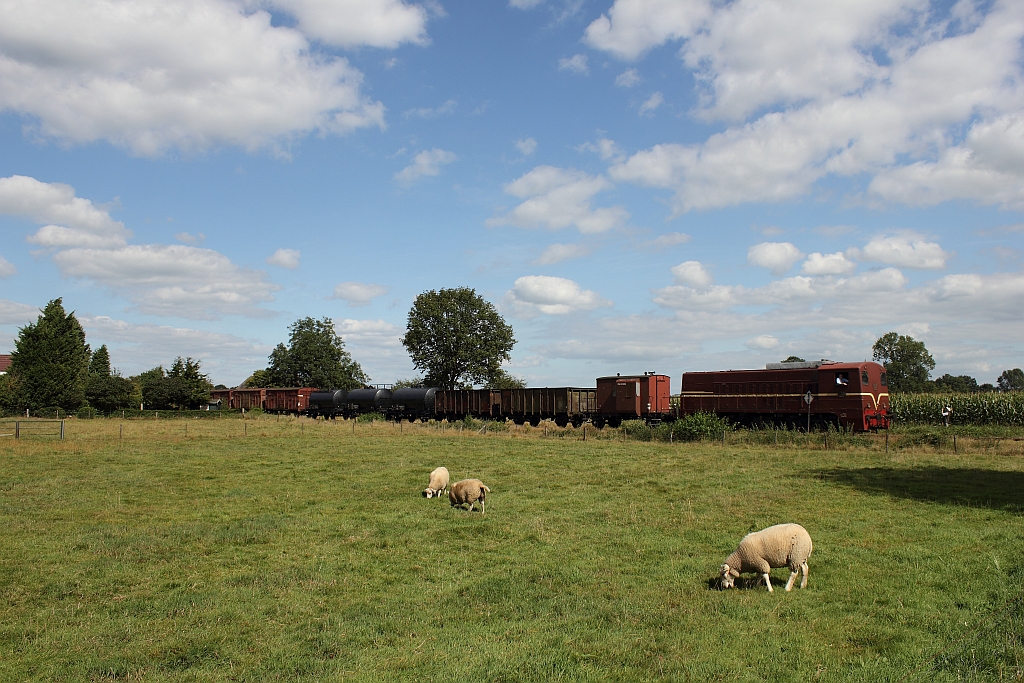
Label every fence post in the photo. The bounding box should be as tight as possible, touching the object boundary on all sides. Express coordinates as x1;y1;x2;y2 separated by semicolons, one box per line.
885;432;889;454
15;421;19;439
954;435;957;454
60;420;65;440
119;424;123;441
583;426;587;442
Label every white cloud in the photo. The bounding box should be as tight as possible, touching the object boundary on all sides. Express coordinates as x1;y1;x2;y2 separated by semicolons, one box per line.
0;0;392;156
487;166;629;234
0;256;16;279
53;244;279;319
559;54;589;74
404;99;458;118
747;242;803;276
615;68;642;87
516;137;538;156
0;175;131;248
534;243;593;265
266;248;300;269
175;232;205;245
394;148;457;185
638;91;664;116
643;232;691;249
0;299;38;325
848;233;951;269
801;252;856;276
80;315;271;385
505;275;611;316
670;260;713;287
261;0;429;49
745;334;779;350
330;282;390;306
334;318;412;382
578;138;624;161
597;1;1024;213
509;0;544;8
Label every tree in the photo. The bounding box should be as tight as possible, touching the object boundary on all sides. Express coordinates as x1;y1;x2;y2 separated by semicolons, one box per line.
266;317;368;390
781;356;806;363
167;357;212;408
997;368;1024;392
402;287;516;389
932;374;979;393
871;332;935;393
244;369;273;388
9;298;91;412
85;345;133;413
484;368;526;389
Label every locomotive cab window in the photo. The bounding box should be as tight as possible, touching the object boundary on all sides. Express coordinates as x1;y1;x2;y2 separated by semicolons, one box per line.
861;370;870;384
880;372;887;387
835;372;850;386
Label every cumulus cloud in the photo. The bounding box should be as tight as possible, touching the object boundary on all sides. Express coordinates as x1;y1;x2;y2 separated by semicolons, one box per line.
404;99;458;118
595;0;1024;213
559;54;589;74
615;68;642;87
848;233;951;270
53;245;279;319
638;91;664;116
505;275;611;316
670;260;713;287
266;248;300;269
747;242;803;276
801;252;856;276
0;175;131;248
334;318;413;381
0;299;38;325
175;232;205;245
80;315;271;384
509;0;544;8
534;243;593;265
0;0;400;156
0;256;16;279
516;137;538;156
745;334;779;350
578;138;624;161
394;148;457;184
330;282;390;306
487;166;629;234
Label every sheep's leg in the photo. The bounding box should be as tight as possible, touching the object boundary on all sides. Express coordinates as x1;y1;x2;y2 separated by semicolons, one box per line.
762;573;773;592
480;499;485;515
800;562;809;589
785;571;799;592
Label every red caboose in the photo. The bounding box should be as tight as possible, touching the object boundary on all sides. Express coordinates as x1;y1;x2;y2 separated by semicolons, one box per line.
680;360;889;431
595;373;673;427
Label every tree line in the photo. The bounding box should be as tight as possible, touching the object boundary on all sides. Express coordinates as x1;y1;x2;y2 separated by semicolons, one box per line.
0;299;213;415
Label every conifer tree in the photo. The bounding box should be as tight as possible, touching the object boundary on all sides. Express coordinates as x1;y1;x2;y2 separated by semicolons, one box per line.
9;298;90;411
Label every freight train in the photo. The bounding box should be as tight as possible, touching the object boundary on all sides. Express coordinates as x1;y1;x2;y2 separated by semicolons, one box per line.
212;360;889;432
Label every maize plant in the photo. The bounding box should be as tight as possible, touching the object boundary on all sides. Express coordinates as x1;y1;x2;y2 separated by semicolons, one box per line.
890;392;1024;425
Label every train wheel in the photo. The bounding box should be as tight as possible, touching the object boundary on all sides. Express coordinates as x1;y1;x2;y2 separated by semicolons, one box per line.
608;417;622;428
554;416;568;428
528;416;541;427
571;417;584;428
592;418;605;429
513;417;525;426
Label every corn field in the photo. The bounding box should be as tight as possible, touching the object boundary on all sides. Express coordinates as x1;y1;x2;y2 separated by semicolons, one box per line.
890;392;1024;425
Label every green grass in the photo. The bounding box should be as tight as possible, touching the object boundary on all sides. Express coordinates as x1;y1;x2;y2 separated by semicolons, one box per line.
2;417;1023;681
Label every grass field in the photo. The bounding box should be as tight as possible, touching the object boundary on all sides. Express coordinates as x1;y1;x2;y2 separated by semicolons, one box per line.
2;416;1023;682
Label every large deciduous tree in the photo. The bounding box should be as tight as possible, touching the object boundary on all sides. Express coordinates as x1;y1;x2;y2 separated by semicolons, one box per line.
872;332;935;393
9;298;90;412
402;287;516;389
997;368;1024;392
136;357;212;410
267;317;368;390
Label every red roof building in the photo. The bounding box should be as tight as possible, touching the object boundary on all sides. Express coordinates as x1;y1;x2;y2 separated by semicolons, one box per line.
0;354;11;375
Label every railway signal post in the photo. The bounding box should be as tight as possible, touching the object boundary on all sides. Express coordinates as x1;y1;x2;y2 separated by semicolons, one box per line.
804;391;814;432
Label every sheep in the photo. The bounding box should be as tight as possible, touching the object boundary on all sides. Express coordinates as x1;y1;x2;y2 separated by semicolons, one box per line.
719;523;812;592
422;467;450;499
449;478;490;514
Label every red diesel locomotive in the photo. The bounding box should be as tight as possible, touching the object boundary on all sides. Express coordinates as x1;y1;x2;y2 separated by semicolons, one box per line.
679;360;889;431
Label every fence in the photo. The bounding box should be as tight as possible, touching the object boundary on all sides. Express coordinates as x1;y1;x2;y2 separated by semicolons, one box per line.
0;419;65;439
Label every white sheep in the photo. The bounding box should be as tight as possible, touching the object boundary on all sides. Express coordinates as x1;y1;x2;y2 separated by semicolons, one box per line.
719;523;813;592
422;466;450;498
449;478;490;514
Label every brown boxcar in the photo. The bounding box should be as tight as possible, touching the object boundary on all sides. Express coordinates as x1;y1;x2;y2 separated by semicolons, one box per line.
509;387;597;427
231;388;266;410
595;373;673;427
679;360;889;431
210;389;232;405
263;387;316;414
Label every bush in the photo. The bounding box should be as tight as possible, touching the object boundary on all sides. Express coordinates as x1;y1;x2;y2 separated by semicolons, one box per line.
674;412;730;441
357;412;385;423
76;407;96;419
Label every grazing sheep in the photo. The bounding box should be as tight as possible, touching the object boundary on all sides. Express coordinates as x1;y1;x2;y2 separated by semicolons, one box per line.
422;467;450;499
719;523;812;592
449;478;490;514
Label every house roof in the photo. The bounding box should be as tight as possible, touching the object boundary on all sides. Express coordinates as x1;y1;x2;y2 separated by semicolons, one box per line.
0;355;11;374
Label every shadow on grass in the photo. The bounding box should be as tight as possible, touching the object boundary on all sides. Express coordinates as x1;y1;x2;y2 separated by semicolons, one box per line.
815;466;1024;513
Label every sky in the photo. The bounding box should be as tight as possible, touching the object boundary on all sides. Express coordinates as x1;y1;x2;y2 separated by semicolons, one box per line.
1;0;1023;389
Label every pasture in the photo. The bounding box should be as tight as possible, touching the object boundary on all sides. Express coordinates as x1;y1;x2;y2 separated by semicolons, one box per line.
2;416;1023;682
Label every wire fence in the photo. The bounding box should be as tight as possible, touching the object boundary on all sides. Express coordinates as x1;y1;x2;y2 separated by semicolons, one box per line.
0;419;65;439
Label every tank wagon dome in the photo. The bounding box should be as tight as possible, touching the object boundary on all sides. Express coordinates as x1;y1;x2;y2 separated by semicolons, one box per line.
309;389;347;411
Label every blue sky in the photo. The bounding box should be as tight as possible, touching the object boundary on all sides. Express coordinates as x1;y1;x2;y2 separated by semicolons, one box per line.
1;0;1023;388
